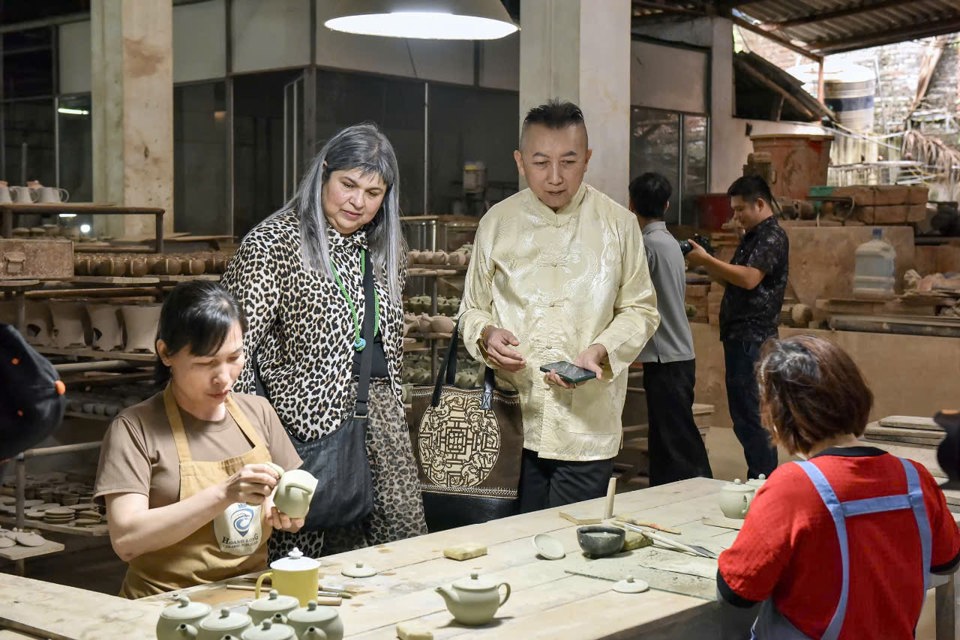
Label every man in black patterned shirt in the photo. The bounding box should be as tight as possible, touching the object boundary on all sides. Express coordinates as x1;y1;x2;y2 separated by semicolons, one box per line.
686;175;788;478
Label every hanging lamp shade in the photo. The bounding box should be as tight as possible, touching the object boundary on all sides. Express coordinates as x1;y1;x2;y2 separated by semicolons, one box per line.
324;0;519;40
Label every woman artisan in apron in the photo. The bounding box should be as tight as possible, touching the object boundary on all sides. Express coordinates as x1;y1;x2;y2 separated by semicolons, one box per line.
717;336;960;640
94;281;302;598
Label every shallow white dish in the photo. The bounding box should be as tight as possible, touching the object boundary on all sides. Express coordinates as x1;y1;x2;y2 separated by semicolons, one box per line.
532;533;566;560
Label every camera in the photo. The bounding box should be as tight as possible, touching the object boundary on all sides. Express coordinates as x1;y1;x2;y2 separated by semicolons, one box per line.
678;234;714;257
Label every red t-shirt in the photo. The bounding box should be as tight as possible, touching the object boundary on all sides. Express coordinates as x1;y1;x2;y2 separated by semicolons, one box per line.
718;448;960;639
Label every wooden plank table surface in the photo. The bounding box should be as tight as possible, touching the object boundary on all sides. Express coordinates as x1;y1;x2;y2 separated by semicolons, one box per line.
149;479;735;639
2;477;956;639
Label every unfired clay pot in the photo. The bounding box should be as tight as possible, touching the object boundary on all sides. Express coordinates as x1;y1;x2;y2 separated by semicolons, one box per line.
121;304;162;353
48;300;90;348
86;303;123;351
23;301;52;346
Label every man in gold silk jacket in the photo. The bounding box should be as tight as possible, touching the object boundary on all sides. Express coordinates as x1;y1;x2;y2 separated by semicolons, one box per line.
459;100;660;512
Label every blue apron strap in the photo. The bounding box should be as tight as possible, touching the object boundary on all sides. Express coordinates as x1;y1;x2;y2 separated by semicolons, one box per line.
898;457;932;592
842;493;911;516
796;461;848;640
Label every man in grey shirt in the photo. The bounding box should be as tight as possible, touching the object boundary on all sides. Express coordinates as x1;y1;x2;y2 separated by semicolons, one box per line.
628;172;712;485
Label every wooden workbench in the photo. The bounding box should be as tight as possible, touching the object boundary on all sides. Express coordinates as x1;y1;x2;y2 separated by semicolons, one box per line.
1;478;957;639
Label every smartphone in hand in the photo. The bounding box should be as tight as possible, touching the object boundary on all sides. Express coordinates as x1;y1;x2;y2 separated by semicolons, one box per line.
539;361;597;384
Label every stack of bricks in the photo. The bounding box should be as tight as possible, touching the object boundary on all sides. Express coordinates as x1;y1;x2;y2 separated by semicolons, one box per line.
826;185;929;224
685;281;710;324
707;282;725;326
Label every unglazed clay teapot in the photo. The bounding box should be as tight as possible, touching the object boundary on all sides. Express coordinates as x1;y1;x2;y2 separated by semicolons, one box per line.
287;601;343;640
247;589;299;625
719;479;755;519
266;462;318;519
156;595;211;640
436;572;511;626
240;619;297;640
196;608;252;640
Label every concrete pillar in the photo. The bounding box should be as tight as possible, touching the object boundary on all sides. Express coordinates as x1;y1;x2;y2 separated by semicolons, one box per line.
519;0;632;205
91;0;174;239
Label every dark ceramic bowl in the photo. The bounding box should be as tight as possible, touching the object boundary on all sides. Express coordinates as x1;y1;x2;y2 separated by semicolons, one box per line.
577;525;625;557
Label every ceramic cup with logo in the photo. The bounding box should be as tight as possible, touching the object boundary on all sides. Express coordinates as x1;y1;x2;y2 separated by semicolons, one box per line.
254;547;321;607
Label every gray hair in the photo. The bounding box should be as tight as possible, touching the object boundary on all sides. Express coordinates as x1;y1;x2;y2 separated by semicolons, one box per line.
289;123;406;303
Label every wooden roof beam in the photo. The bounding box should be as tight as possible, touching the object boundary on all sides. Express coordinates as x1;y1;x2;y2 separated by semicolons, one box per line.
729;13;823;62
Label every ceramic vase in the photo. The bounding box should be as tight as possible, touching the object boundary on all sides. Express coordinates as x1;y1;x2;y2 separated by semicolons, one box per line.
48;300;90;348
86;304;124;351
121;304;162;353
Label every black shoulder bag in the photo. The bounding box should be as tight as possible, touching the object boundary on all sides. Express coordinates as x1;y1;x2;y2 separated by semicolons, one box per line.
254;253;376;530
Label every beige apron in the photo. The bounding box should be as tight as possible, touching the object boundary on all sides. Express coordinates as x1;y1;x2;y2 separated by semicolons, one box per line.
120;387;273;599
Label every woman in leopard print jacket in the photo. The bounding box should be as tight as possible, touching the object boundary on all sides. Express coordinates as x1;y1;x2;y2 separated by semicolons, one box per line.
222;123;427;560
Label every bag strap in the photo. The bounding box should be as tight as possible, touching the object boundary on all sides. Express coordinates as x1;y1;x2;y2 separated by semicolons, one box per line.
431;317;496;410
354;250;376;418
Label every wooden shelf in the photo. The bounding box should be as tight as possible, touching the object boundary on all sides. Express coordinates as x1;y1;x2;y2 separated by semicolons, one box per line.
0;539;65;562
156;274;221;283
63;411;113;422
37;346;156;362
0;516;107;537
407;267;463;277
69;276;160;285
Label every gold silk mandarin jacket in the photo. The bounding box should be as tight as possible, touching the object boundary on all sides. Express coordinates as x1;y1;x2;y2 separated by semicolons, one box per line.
459;184;660;461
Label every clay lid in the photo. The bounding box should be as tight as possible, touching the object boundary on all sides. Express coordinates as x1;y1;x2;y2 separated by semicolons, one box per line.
270;547;320;572
198;607;251;632
248;590;299;616
612;576;650;594
721;479;755;493
160;596;211;622
452;572;497;592
341;561;376;578
287;601;339;625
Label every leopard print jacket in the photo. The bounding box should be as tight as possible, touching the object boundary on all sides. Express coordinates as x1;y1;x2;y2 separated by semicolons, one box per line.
221;210;405;442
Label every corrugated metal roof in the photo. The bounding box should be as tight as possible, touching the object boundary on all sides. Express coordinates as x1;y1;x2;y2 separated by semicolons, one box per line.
632;1;960;55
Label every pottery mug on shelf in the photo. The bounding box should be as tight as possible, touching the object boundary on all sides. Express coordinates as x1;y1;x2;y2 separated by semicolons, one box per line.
0;185;11;204
36;186;69;204
9;186;32;204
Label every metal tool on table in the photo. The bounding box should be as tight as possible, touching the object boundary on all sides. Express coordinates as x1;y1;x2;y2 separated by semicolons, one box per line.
616;521;717;559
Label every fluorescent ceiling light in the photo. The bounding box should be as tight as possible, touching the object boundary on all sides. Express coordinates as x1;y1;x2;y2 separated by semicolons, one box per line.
58;107;89;115
325;0;518;40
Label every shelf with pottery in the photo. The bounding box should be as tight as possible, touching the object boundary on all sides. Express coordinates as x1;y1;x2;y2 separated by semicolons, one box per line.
0;536;65;563
0;202;167;252
36;346;156;362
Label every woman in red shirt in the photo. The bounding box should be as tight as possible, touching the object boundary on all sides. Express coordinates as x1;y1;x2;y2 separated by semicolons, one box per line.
717;335;960;639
